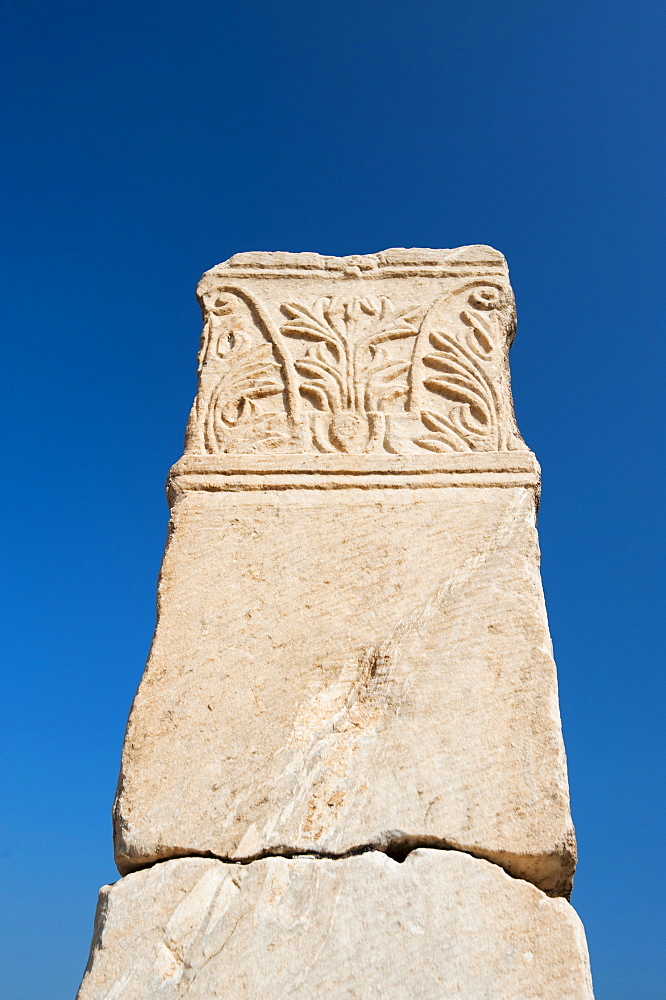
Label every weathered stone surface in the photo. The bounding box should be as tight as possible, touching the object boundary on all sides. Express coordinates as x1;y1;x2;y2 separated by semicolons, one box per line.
184;247;527;460
76;250;593;998
114;485;574;895
78;850;594;1000
113;249;575;897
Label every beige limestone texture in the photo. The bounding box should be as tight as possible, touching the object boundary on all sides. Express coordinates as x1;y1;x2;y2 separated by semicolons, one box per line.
113;248;575;897
77;249;593;999
77;850;594;1000
114;485;574;896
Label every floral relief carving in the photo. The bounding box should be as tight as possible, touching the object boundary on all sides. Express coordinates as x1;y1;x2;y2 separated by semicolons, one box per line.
409;283;526;454
279;296;423;453
186;292;293;455
203;339;285;453
185;282;525;456
416;290;504;452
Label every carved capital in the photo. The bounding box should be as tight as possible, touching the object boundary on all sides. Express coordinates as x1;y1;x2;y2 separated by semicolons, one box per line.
181;248;532;482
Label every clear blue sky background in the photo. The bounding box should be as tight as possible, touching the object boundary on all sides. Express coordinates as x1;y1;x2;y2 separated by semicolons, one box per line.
1;2;664;997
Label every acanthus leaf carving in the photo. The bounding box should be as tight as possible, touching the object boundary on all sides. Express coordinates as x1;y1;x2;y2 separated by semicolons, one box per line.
411;284;527;454
415;310;500;452
186;290;297;456
185;281;526;458
204;339;285;453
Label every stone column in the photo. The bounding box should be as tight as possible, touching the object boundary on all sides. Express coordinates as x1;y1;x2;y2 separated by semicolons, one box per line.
77;247;594;999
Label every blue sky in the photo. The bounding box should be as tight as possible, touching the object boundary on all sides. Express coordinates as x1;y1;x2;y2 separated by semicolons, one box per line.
1;1;664;996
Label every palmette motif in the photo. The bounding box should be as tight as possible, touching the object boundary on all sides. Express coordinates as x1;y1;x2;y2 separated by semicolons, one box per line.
185;277;527;456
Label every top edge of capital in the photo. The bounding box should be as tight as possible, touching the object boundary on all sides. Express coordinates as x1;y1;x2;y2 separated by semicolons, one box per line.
197;246;508;288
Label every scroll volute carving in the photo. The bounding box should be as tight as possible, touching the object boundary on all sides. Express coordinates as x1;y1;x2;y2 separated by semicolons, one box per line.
185;289;295;455
409;282;526;453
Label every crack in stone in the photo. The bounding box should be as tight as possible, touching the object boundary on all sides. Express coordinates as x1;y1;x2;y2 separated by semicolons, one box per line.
116;838;564;900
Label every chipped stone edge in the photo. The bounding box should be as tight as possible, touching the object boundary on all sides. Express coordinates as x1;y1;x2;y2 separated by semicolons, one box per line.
197;246;509;287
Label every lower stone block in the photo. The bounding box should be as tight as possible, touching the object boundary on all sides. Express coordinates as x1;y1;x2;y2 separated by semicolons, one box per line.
77;849;593;999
